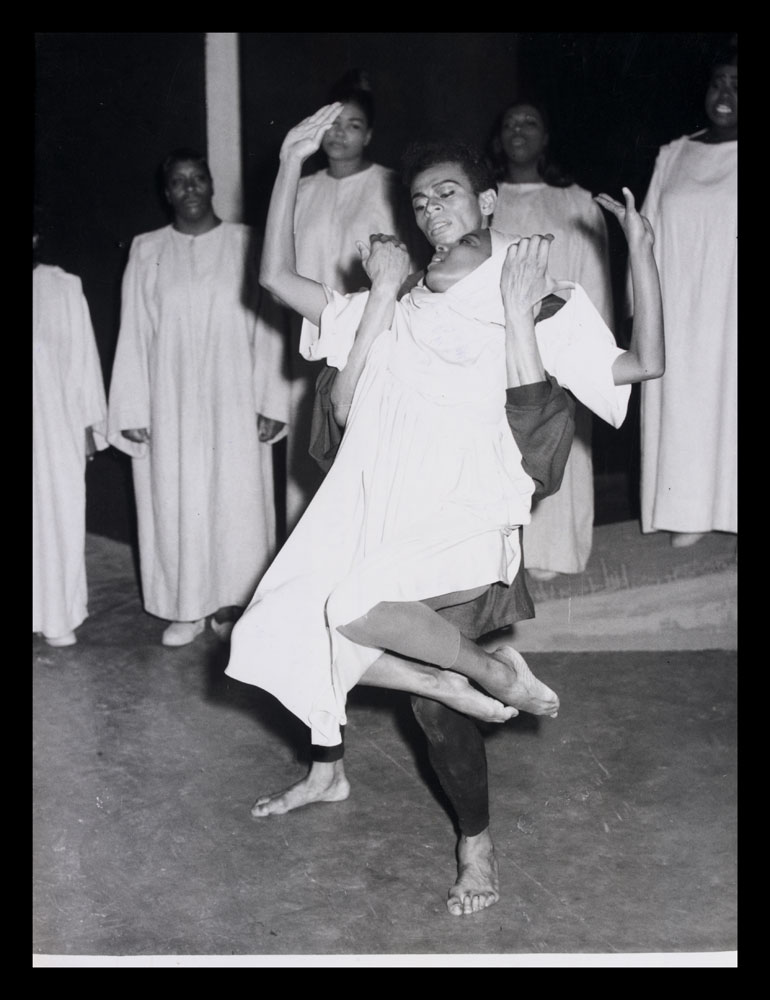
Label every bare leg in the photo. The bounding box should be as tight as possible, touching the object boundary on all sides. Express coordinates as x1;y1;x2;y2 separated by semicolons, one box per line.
251;759;350;817
447;827;500;916
361;652;518;723
340;603;559;717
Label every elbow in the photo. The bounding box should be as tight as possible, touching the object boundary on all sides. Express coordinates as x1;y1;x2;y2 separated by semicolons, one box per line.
635;348;665;382
259;268;280;297
646;355;665;380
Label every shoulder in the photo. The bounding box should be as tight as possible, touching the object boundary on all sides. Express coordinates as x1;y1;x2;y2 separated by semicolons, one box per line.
34;264;84;297
220;221;252;240
563;184;605;220
35;263;74;283
369;163;401;190
370;162;396;180
656;135;691;160
564;183;594;200
299;169;327;191
130;225;172;255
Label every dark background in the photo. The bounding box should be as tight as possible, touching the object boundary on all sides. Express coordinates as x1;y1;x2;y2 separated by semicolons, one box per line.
34;32;734;545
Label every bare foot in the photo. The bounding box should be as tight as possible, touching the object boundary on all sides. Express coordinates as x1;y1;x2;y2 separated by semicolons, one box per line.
429;671;518;722
251;760;350;817
447;828;500;916
485;646;560;717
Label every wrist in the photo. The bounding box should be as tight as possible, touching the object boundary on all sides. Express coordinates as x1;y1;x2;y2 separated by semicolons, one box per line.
369;281;403;299
628;237;655;257
278;151;304;170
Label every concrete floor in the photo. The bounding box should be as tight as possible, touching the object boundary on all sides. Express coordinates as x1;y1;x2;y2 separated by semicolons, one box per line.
33;528;737;967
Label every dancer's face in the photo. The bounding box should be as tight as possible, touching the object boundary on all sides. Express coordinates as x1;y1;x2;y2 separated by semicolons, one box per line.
424;228;492;292
410;162;495;249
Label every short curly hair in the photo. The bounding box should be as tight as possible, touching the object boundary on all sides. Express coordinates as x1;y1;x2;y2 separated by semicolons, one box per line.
400;140;497;195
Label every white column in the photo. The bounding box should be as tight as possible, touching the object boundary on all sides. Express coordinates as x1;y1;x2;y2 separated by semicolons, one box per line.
205;33;242;223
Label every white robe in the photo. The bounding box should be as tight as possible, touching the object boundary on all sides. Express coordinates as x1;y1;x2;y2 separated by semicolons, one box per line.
226;233;629;746
493;183;614;573
33;265;108;638
637;134;737;534
255;163;417;530
107;222;277;622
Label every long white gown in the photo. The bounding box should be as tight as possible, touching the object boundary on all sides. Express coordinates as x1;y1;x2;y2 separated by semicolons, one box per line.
226;232;629;747
33;265;108;638
493;183;614;573
107;222;281;622
638;133;737;534
255;163;417;530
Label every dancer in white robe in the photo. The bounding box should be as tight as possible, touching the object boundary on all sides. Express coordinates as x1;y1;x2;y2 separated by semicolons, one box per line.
228;240;629;746
637;47;737;546
255;71;417;532
226;105;664;919
490;99;614;577
225;106;663;751
107;150;284;646
33;259;108;645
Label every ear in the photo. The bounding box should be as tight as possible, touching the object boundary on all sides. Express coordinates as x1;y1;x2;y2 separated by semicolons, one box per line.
478;188;497;218
363;128;373;148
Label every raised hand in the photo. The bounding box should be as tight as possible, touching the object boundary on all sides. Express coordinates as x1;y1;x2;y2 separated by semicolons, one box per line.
356;233;410;293
595;187;654;248
501;234;568;318
279;103;344;164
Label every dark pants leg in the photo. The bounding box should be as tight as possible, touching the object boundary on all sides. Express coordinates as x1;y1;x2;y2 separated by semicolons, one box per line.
310;726;345;762
410;695;490;837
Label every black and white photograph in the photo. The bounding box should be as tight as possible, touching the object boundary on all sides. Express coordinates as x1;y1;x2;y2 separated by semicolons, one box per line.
33;32;737;968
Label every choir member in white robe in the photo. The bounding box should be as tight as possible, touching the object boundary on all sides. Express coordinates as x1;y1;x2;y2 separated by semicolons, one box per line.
107;150;285;646
255;73;418;532
33;259;108;646
637;49;737;547
490;99;614;578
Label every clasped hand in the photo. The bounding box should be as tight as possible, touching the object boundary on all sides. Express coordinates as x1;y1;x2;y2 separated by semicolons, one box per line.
501;234;568;317
356;233;410;293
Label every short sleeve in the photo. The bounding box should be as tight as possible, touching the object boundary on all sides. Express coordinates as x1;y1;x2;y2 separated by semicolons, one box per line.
299;287;370;370
535;283;631;428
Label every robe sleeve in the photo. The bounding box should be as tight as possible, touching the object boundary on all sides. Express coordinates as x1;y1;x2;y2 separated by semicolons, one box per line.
535;283;631;428
69;276;108;451
107;238;154;458
299;287;370;370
